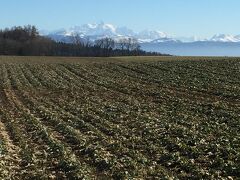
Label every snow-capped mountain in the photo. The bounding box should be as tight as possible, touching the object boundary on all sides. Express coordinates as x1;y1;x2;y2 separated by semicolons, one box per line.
45;23;240;44
69;23;117;37
115;26;136;37
44;23;240;56
46;22;176;43
210;34;240;42
137;30;168;42
149;38;181;43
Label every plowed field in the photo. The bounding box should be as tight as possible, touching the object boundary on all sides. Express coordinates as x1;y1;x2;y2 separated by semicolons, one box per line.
0;56;239;179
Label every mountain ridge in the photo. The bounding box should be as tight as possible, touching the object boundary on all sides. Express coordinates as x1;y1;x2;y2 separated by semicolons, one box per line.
42;22;240;43
41;23;240;56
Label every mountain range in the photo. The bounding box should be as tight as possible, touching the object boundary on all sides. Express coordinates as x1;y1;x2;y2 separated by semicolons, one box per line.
42;23;240;56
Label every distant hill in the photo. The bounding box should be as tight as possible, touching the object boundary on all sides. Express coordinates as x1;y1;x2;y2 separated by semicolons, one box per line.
141;41;240;56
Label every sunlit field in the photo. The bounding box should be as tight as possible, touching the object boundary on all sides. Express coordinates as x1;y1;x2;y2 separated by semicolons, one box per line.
0;56;239;179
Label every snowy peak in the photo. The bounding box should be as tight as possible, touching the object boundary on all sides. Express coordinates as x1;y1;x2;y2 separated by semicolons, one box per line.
137;30;171;43
47;22;176;43
138;30;167;39
68;23;117;37
210;34;240;42
115;26;136;37
46;22;240;43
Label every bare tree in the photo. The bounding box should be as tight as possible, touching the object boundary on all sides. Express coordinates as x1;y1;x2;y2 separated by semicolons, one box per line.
95;37;115;49
71;33;83;45
85;37;92;47
117;38;141;52
118;38;128;51
129;38;141;51
95;37;115;56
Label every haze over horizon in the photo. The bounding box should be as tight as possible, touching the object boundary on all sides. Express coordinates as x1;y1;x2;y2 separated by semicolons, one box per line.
1;0;240;39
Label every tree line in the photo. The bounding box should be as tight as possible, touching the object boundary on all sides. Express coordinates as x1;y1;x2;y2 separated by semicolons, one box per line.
0;25;168;57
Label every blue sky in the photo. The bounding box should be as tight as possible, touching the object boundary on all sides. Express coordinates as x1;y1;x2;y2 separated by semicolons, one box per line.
1;0;239;38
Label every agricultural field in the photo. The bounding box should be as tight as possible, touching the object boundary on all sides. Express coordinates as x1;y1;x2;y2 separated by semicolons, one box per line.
0;56;239;179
